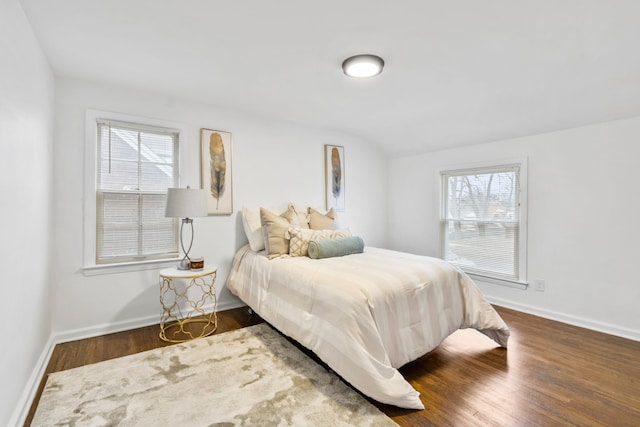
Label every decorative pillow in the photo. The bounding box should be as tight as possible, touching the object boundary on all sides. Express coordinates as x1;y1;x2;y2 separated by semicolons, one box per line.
260;206;298;259
288;227;352;257
308;236;365;259
308;207;338;230
241;207;265;251
284;204;310;229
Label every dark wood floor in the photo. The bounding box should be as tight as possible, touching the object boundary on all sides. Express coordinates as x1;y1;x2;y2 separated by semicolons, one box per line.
25;306;640;426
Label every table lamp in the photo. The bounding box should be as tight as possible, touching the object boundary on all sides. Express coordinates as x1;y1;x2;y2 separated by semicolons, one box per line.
165;186;208;269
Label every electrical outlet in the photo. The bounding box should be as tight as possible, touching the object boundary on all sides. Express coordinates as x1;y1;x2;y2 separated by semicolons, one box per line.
535;279;545;292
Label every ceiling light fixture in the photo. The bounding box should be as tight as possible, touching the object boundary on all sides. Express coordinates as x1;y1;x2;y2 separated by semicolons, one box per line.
342;54;384;78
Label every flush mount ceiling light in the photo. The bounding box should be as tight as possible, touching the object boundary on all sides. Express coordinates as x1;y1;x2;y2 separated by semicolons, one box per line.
342;54;384;78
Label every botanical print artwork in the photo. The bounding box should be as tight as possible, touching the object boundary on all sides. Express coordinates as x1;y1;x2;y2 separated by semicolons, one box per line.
331;147;342;200
201;129;233;214
209;133;226;209
325;144;345;211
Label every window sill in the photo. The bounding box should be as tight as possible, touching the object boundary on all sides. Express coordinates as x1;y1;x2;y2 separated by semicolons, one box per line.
82;258;179;276
467;273;529;290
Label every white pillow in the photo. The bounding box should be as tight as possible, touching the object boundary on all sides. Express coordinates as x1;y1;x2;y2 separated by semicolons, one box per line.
241;207;265;251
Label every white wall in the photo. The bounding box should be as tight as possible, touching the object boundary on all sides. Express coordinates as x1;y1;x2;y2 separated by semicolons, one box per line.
51;77;388;336
389;118;640;340
0;0;55;425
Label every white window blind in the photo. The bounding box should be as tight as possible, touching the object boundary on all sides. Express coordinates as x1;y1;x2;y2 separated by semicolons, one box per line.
96;120;179;264
441;164;523;282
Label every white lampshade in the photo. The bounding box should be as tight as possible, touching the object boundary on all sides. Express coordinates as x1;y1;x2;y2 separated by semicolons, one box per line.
165;187;208;218
342;54;385;78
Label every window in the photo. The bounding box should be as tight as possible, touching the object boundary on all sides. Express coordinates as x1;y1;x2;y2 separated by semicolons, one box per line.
94;119;179;265
441;162;527;285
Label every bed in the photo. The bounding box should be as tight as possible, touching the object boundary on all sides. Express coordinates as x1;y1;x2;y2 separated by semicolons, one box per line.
226;208;510;410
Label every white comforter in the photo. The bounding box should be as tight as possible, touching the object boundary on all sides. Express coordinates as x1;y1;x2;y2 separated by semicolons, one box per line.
226;245;509;410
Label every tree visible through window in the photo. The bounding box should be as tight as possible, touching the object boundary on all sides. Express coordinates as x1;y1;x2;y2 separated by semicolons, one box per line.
96;120;179;264
441;164;524;282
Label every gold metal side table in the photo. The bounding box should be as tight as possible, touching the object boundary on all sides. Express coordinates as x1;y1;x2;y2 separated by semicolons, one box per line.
159;266;217;343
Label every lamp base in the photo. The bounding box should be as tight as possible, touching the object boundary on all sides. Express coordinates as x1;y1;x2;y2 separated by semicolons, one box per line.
177;258;191;270
177;217;194;270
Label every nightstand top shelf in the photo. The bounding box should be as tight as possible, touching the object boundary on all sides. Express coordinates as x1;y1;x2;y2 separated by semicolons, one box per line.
160;265;217;279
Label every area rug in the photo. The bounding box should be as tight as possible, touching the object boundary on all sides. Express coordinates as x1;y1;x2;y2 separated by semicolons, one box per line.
32;323;398;426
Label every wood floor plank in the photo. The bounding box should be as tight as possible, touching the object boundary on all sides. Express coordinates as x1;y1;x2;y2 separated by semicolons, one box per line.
24;306;640;426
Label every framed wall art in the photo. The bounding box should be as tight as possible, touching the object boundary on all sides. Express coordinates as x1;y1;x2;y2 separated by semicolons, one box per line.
324;144;345;211
201;128;233;215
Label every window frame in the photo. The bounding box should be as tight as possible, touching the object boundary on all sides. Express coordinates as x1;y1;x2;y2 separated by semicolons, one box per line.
439;159;528;289
83;110;186;275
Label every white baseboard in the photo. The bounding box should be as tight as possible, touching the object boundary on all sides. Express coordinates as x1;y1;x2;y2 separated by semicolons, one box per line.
8;335;55;427
54;313;161;344
10;300;247;426
55;299;245;344
488;296;640;342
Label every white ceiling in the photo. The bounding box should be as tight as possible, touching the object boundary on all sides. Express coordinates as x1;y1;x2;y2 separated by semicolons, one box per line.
19;0;640;157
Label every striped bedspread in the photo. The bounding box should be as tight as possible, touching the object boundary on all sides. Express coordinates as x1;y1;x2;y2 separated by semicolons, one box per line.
226;245;510;409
